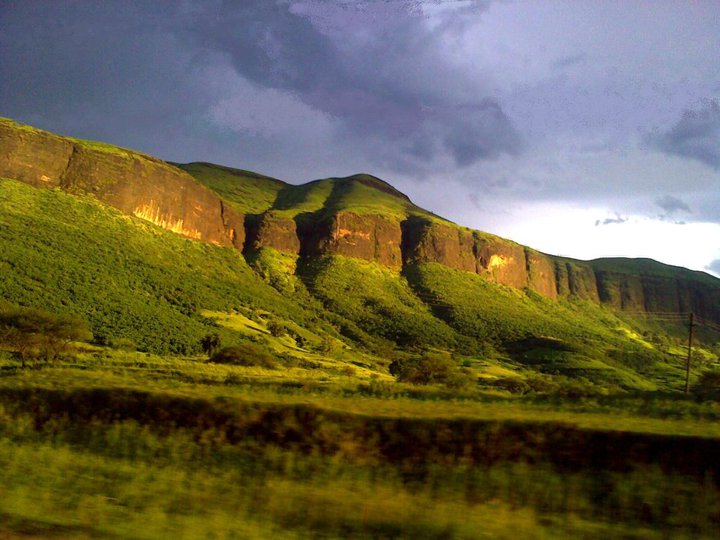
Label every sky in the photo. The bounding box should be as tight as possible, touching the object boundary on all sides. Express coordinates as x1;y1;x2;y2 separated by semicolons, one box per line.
1;0;719;275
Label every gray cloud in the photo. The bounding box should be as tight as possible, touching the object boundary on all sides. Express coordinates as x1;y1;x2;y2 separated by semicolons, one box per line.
182;0;522;170
0;0;522;175
656;195;691;215
647;99;720;169
707;259;720;276
595;214;628;226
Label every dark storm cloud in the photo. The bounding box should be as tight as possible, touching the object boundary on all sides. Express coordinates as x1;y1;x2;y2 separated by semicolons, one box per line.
0;1;232;161
647;99;720;169
441;101;523;165
0;0;522;173
182;0;522;169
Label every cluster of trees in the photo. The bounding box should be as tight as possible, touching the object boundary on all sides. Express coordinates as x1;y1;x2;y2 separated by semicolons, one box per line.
389;352;472;389
0;306;92;367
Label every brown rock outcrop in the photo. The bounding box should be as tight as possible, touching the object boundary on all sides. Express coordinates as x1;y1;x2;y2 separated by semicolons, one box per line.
0;122;74;188
525;249;558;300
401;220;477;273
303;212;403;268
594;271;647;311
474;234;528;289
554;260;600;302
245;211;301;254
0;119;244;249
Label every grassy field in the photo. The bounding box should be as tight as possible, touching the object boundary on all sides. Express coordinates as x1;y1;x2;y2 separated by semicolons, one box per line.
1;349;720;539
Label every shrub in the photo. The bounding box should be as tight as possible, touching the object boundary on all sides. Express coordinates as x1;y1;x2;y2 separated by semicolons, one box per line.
108;337;136;351
389;352;471;388
267;321;287;337
209;344;276;368
200;333;221;358
489;377;531;395
693;370;720;400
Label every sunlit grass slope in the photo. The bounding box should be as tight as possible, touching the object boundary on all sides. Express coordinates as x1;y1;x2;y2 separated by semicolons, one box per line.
0;178;320;354
183;162;441;221
297;255;459;349
177;162;287;214
403;263;693;390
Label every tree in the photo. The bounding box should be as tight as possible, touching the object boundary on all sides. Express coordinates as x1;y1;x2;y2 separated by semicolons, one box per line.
0;307;92;366
209;344;276;368
389;352;471;388
0;325;38;368
39;314;93;362
200;333;222;358
693;369;720;400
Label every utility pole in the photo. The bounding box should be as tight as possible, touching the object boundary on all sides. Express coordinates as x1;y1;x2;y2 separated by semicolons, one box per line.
684;312;695;395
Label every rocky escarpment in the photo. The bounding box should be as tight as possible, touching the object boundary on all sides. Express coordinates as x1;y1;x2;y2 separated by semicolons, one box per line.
401;219;558;298
298;212;403;268
3;118;719;323
0;119;244;249
241;210;720;320
591;261;720;323
244;211;300;254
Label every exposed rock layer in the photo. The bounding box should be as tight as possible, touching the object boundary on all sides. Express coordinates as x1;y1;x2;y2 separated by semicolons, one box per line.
0;120;244;249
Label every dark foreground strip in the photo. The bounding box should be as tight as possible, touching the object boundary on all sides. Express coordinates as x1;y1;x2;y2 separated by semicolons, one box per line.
2;386;718;481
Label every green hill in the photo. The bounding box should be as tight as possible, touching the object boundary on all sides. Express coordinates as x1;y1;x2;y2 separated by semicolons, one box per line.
0;117;719;392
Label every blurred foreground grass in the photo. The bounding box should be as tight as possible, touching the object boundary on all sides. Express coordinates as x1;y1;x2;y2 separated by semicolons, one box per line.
1;351;719;538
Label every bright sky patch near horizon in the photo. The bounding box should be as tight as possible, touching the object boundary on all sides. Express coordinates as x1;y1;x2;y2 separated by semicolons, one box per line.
1;1;718;275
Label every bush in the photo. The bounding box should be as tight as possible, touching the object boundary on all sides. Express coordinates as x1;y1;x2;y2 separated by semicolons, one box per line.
108;337;136;351
389;352;471;388
489;377;531;395
693;370;720;400
267;321;287;337
209;344;276;368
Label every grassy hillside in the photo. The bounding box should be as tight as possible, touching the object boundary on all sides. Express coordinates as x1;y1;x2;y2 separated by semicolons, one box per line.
0;178;322;354
177;162;287;215
403;263;695;390
182;163;441;222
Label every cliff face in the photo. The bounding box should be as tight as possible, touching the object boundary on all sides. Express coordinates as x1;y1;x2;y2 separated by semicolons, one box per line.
245;212;301;254
401;219;558;298
554;260;600;302
297;212;403;268
401;220;477;273
592;265;720;322
474;235;528;289
0;120;244;249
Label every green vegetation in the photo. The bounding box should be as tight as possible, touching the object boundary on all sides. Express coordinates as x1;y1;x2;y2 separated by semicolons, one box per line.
183;163;441;222
0;179;324;355
1;350;720;538
389;351;471;388
209;343;277;368
299;256;458;349
0;305;91;367
178;162;286;214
